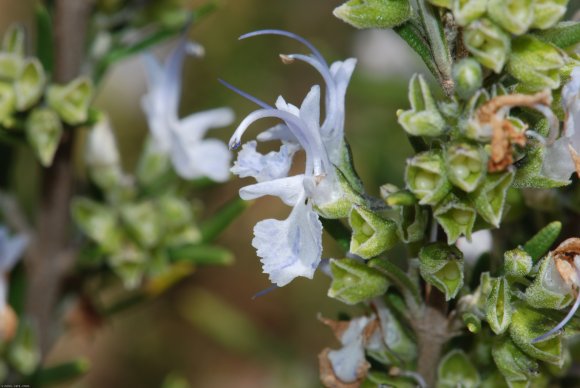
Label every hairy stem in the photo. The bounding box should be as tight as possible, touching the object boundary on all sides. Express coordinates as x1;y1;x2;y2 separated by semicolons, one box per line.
415;0;454;96
25;0;95;356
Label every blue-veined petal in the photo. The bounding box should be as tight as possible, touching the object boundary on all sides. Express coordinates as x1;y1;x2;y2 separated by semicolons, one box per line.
231;140;298;182
253;195;322;286
171;138;232;182
240;175;305;206
327;316;373;383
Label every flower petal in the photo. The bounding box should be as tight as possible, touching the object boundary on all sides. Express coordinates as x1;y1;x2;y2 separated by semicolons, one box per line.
252;197;322;286
231;140;298;182
239;175;305;206
171;138;232;182
177;107;235;143
542;137;575;181
327;316;372;383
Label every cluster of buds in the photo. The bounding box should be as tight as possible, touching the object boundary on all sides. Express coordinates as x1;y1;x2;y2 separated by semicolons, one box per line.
429;0;568;89
0;25;93;167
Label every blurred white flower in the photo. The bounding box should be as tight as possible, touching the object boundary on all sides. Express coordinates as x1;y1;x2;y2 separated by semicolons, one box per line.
141;36;234;182
85;114;120;168
456;229;492;264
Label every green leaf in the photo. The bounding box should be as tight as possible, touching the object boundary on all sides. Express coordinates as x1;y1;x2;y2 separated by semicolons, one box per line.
200;197;251;243
533;21;580;48
35;3;54;74
523;221;561;262
394;22;439;80
167;244;233;266
31;359;90;386
333;0;411;29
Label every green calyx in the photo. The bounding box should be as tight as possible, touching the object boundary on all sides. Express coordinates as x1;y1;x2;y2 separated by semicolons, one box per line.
419;243;464;300
328;258;390;305
333;0;412;29
349;206;399;259
398;73;446;137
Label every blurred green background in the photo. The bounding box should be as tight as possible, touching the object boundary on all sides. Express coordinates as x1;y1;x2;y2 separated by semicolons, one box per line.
1;0;429;386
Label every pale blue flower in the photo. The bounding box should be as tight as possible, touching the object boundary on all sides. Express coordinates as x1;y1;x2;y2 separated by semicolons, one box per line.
0;227;28;311
142;37;234;182
224;30;357;287
327;315;373;383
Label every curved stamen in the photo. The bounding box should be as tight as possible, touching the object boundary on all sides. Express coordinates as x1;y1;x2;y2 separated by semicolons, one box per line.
239;29;327;67
283;53;338;131
532;264;580;343
229;108;329;177
219;79;272;110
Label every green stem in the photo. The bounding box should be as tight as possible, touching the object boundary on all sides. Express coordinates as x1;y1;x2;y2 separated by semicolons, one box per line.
415;0;454;95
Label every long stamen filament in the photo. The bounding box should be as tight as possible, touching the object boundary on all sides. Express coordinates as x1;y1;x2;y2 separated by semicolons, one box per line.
239;29;327;66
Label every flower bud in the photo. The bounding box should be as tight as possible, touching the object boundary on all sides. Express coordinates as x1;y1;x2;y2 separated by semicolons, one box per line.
437;350;480;388
0;53;22;81
382;188;417;207
405;150;452;206
25;108;63;167
157;196;194;232
452;58;483;99
485;276;512;334
14;58;44;111
71;197;121;253
47;77;93;125
469;171;514;227
507;36;565;91
509;303;564;365
463;18;511;73
492;338;539;385
504;248;533;278
419;243;464;300
525;256;573;309
451;0;487;26
396;204;428;243
398;74;446;137
85;114;124;190
328;258;390;305
434;194;476;244
333;0;411;29
463;312;481;333
0;82;15;124
2;24;25;57
120;201;162;249
531;0;568;30
136;137;173;189
444;141;487;192
348;206;399;259
109;242;147;289
487;0;534;35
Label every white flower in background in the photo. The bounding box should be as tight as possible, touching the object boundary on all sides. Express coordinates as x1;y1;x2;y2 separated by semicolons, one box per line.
457;230;492;264
0;226;27;340
85;114;120;168
141;36;234;182
224;30;357;286
542;67;580;181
